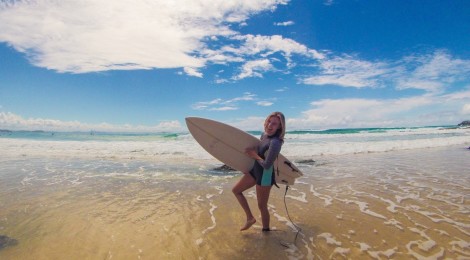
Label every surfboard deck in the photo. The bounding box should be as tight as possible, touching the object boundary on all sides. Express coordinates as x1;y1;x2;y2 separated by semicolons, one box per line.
185;117;303;185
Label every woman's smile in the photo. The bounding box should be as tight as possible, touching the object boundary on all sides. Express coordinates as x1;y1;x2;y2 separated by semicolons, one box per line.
265;116;281;136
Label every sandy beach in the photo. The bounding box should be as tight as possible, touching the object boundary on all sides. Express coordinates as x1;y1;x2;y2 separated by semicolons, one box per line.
0;139;469;259
2;1;470;258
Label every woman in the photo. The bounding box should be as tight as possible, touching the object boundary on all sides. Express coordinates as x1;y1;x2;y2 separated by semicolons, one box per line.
232;112;286;231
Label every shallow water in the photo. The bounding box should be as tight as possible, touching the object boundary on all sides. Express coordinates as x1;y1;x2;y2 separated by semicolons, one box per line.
0;145;469;259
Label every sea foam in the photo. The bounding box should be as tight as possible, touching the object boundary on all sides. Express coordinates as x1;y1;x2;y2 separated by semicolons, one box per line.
1;127;469;163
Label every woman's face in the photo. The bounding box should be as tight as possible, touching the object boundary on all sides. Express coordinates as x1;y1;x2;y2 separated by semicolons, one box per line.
265;116;281;136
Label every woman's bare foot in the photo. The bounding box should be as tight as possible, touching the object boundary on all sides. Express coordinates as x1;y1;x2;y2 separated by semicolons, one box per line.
240;218;256;231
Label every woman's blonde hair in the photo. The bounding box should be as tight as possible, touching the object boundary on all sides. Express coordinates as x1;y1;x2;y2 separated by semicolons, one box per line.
264;111;286;141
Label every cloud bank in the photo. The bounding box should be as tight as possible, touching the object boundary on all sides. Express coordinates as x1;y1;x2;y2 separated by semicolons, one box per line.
302;50;470;93
0;112;183;132
0;0;289;74
3;84;469;132
290;88;470;129
2;0;467;92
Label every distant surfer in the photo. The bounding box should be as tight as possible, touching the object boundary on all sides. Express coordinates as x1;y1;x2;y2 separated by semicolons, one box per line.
232;112;286;232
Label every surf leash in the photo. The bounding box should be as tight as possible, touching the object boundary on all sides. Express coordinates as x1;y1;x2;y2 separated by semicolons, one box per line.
280;185;302;248
275;155;302;248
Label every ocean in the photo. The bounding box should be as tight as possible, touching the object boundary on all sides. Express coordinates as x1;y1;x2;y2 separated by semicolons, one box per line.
1;125;469;160
0;125;469;259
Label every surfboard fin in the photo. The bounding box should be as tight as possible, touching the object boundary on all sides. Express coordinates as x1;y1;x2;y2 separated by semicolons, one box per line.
284;161;299;172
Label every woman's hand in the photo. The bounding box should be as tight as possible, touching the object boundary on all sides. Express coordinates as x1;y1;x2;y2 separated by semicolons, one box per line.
245;147;262;160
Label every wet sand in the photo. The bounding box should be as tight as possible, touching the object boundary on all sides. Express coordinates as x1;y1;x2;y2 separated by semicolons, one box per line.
0;145;469;259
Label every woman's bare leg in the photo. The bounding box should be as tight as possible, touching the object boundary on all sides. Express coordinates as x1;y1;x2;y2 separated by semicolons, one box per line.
232;173;257;231
256;185;272;230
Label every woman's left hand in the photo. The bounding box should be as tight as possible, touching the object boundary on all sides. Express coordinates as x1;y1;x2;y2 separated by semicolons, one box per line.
245;147;261;160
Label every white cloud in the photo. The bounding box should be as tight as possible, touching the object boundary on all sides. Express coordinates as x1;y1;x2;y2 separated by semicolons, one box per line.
226;92;256;103
231;34;323;59
256;101;274;106
191;98;224;110
443;88;470;116
274;21;294;26
205;34;325;81
0;0;329;81
443;87;470;101
184;67;203;78
275;87;289;92
228;116;266;131
1;1;468;90
395;51;470;93
302;55;390;88
192;92;274;111
210;106;238;111
286;88;470;129
234;59;274;80
0;112;183;132
462;104;470;115
287;96;440;129
189;97;241;111
303;50;470;93
0;0;288;74
148;120;183;132
214;78;229;84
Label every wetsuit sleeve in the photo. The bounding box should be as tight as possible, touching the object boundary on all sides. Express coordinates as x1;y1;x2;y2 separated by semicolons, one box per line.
257;138;282;169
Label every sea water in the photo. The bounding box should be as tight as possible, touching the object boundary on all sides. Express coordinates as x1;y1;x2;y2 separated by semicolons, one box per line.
0;126;469;259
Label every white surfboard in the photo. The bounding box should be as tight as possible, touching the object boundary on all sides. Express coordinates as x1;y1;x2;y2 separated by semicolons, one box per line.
185;117;303;185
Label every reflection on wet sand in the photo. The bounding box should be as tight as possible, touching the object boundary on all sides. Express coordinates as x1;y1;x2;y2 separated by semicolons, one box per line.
0;146;469;259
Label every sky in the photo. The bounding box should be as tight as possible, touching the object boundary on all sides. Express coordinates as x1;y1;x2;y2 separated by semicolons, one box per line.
1;0;470;132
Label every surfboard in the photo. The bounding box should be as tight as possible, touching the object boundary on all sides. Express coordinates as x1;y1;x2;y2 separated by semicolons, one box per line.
185;117;303;185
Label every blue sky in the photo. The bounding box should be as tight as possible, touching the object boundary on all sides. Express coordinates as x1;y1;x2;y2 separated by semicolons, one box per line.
1;0;470;132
